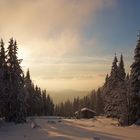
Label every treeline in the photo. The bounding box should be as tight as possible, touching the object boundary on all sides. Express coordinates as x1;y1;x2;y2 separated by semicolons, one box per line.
54;88;104;117
25;69;54;117
0;38;54;123
0;35;140;126
54;55;125;119
54;35;140;126
103;54;129;125
103;35;140;126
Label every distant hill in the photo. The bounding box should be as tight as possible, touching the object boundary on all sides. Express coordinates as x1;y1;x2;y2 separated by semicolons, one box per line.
48;90;90;104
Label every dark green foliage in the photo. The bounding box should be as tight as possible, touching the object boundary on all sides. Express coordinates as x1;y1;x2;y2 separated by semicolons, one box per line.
54;88;105;117
73;97;80;114
130;36;140;124
0;39;54;123
24;69;54;117
42;90;47;115
4;38;26;123
0;39;6;117
95;88;104;115
46;94;54;116
103;54;128;123
119;54;126;80
25;69;35;116
54;52;136;125
103;55;120;118
1;34;140;127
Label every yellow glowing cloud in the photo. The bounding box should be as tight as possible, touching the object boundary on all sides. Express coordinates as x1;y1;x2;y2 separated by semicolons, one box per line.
0;0;115;51
0;0;115;90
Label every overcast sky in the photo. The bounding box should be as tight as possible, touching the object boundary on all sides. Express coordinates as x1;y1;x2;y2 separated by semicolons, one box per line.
0;0;140;91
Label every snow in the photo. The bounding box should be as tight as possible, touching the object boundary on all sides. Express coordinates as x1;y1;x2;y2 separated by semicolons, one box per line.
81;107;96;113
0;116;140;140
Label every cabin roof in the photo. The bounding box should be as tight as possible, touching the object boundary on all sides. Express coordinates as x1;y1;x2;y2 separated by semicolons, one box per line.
81;107;96;113
75;107;96;114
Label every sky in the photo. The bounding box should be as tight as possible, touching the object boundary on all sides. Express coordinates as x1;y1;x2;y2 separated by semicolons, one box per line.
0;0;140;91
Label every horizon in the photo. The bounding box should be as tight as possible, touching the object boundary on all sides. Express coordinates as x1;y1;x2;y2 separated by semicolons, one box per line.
0;0;140;91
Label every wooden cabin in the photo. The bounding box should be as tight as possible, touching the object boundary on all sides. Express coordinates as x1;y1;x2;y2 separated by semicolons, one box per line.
75;107;96;119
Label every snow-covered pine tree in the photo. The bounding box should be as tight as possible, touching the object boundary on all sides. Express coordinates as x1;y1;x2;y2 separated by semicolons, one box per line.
104;55;119;117
5;39;26;123
35;86;43;116
118;54;126;80
42;90;47;115
73;96;80;115
54;104;60;116
104;54;127;122
105;74;109;86
25;69;36;116
82;96;90;108
130;35;140;124
63;99;73;117
117;54;128;125
34;85;40;116
46;94;54;116
125;73;131;125
110;55;118;79
59;102;64;116
89;90;96;110
0;39;6;117
25;69;32;85
96;88;104;115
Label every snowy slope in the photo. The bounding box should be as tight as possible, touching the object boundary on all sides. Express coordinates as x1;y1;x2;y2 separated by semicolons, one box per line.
0;116;140;140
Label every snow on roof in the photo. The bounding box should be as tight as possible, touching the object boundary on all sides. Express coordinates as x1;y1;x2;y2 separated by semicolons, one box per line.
81;107;96;113
75;111;79;114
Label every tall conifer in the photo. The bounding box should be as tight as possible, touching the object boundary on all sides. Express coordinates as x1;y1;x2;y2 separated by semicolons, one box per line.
5;39;26;123
130;34;140;124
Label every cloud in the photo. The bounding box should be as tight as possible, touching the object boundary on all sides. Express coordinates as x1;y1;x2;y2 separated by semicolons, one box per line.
0;0;113;31
0;0;115;90
41;75;95;80
0;0;115;56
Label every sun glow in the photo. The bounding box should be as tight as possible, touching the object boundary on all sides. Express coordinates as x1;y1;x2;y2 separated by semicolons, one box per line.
18;47;31;68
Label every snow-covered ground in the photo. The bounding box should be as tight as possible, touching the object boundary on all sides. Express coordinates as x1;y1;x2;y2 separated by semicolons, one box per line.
0;116;140;140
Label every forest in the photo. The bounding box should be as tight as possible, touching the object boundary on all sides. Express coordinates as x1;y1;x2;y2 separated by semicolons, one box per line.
0;36;140;126
54;35;140;126
0;38;54;123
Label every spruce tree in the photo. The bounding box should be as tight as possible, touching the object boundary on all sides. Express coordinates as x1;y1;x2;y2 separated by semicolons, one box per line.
0;39;6;68
5;39;26;123
0;39;6;117
130;35;140;124
111;55;118;79
73;97;80;114
123;73;131;125
36;87;43;116
25;69;35;116
42;90;47;115
89;90;96;110
46;94;54;116
118;54;126;79
117;54;128;125
104;55;119;117
34;85;40;116
96;88;104;115
104;54;127;121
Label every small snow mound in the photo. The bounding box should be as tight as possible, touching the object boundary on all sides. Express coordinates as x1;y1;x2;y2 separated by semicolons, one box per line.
92;116;119;127
31;122;36;128
31;121;41;129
